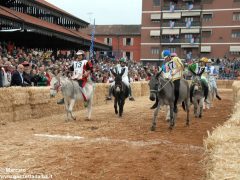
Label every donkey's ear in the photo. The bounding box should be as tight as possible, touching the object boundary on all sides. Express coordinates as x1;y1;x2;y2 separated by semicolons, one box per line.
110;69;117;77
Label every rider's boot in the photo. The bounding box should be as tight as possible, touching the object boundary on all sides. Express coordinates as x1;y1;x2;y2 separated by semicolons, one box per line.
150;98;158;109
128;86;135;101
57;98;64;105
106;86;112;100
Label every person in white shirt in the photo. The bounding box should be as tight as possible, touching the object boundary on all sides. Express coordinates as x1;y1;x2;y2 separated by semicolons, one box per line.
106;58;135;101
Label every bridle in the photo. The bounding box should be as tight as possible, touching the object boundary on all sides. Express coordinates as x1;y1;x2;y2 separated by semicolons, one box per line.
150;74;172;93
50;78;61;92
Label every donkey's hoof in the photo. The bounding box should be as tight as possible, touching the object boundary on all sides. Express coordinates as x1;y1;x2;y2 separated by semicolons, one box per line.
169;126;173;130
199;115;202;118
72;117;76;121
151;126;156;131
85;118;91;121
115;111;118;115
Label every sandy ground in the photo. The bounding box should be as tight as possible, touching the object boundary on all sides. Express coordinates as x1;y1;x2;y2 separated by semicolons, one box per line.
0;89;233;180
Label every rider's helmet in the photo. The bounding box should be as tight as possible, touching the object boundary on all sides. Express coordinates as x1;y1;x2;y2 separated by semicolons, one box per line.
161;50;171;59
76;50;85;56
199;57;209;63
119;57;127;63
171;52;177;57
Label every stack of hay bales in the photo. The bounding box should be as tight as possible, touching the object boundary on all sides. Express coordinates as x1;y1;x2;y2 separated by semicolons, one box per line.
131;82;141;98
28;87;51;119
10;87;31;121
0;88;14;122
216;80;234;89
141;82;149;97
92;83;108;106
204;80;240;179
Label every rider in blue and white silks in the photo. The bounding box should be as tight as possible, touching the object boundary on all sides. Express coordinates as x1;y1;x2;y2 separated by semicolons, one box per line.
205;59;221;100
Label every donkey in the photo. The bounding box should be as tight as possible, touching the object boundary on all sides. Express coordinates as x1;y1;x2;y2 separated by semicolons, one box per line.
191;76;204;118
50;74;95;121
148;72;190;131
110;69;129;117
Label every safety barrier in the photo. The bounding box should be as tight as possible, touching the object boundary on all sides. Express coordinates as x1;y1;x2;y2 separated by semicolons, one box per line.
0;80;234;122
204;80;240;179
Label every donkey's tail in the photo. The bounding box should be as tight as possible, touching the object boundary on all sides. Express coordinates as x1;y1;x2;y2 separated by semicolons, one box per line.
182;101;186;112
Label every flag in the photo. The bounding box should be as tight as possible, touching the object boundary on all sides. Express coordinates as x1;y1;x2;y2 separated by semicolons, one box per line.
90;19;95;61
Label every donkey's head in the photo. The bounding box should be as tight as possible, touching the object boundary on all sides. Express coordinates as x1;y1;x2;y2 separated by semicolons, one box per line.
148;72;161;101
111;68;125;93
192;76;202;92
50;74;61;97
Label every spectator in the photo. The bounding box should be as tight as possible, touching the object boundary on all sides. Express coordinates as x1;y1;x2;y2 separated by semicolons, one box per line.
11;64;24;86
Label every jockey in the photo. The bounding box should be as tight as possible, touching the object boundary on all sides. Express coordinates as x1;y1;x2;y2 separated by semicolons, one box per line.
57;50;93;105
205;59;221;100
106;57;135;101
151;50;184;112
188;57;209;104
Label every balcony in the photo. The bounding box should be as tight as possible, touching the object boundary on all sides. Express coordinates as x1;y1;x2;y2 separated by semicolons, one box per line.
162;4;201;11
161;38;181;44
162;21;200;28
162;12;181;19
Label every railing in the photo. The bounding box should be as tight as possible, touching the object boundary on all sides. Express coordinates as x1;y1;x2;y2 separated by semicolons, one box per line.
161;38;181;43
162;4;201;11
161;21;200;27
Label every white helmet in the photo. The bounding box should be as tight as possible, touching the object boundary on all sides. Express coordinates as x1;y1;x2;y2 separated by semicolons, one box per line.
76;50;85;55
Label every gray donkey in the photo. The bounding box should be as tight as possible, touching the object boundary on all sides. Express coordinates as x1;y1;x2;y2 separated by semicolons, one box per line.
191;76;204;118
50;74;95;121
148;73;190;131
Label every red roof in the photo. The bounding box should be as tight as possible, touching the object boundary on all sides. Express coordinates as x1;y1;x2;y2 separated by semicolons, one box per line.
35;0;88;25
0;6;105;45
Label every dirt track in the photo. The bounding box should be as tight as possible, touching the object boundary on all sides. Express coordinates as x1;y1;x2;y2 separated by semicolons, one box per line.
0;89;233;180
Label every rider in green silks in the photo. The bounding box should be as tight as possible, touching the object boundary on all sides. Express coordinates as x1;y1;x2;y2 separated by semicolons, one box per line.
188;57;210;104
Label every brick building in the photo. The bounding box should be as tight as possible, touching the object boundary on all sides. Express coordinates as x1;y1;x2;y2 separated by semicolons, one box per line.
141;0;240;64
82;25;141;61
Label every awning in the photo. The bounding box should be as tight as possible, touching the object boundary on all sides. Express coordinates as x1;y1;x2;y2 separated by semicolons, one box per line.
162;29;180;35
181;44;199;48
201;46;211;52
230;46;240;52
182;12;201;16
150;30;161;37
162;12;181;19
151;14;161;20
181;28;200;34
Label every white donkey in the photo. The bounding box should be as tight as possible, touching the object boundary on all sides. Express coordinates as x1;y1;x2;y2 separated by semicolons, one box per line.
50;74;95;121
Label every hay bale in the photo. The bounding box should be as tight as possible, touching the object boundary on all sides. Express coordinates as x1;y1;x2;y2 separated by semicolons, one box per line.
0;107;14;122
141;82;149;97
10;87;30;105
13;105;32;121
132;82;141;97
31;104;53;119
204;81;240;179
93;83;108;106
28;87;50;105
0;88;13;108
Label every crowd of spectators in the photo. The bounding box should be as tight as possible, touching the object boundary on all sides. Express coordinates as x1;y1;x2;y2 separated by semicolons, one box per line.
0;41;240;88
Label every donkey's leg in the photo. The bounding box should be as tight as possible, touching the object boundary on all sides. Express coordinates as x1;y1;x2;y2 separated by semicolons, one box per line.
165;106;170;122
199;98;204;118
151;104;160;131
185;100;190;126
64;100;70;122
194;99;198;118
169;103;175;130
86;97;93;120
119;98;125;117
114;97;118;115
69;99;76;120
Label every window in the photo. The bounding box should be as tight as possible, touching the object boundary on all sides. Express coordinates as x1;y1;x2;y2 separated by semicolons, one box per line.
234;0;240;2
151;47;160;55
104;38;112;45
233;12;240;21
123;38;133;46
203;13;213;21
168;47;176;53
202;30;212;38
153;0;160;6
232;30;240;38
185;34;193;39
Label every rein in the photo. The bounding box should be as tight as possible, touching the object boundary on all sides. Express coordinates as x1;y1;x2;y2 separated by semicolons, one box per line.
150;77;172;93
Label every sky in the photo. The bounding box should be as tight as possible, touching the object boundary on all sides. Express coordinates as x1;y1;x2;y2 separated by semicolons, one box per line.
45;0;142;25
